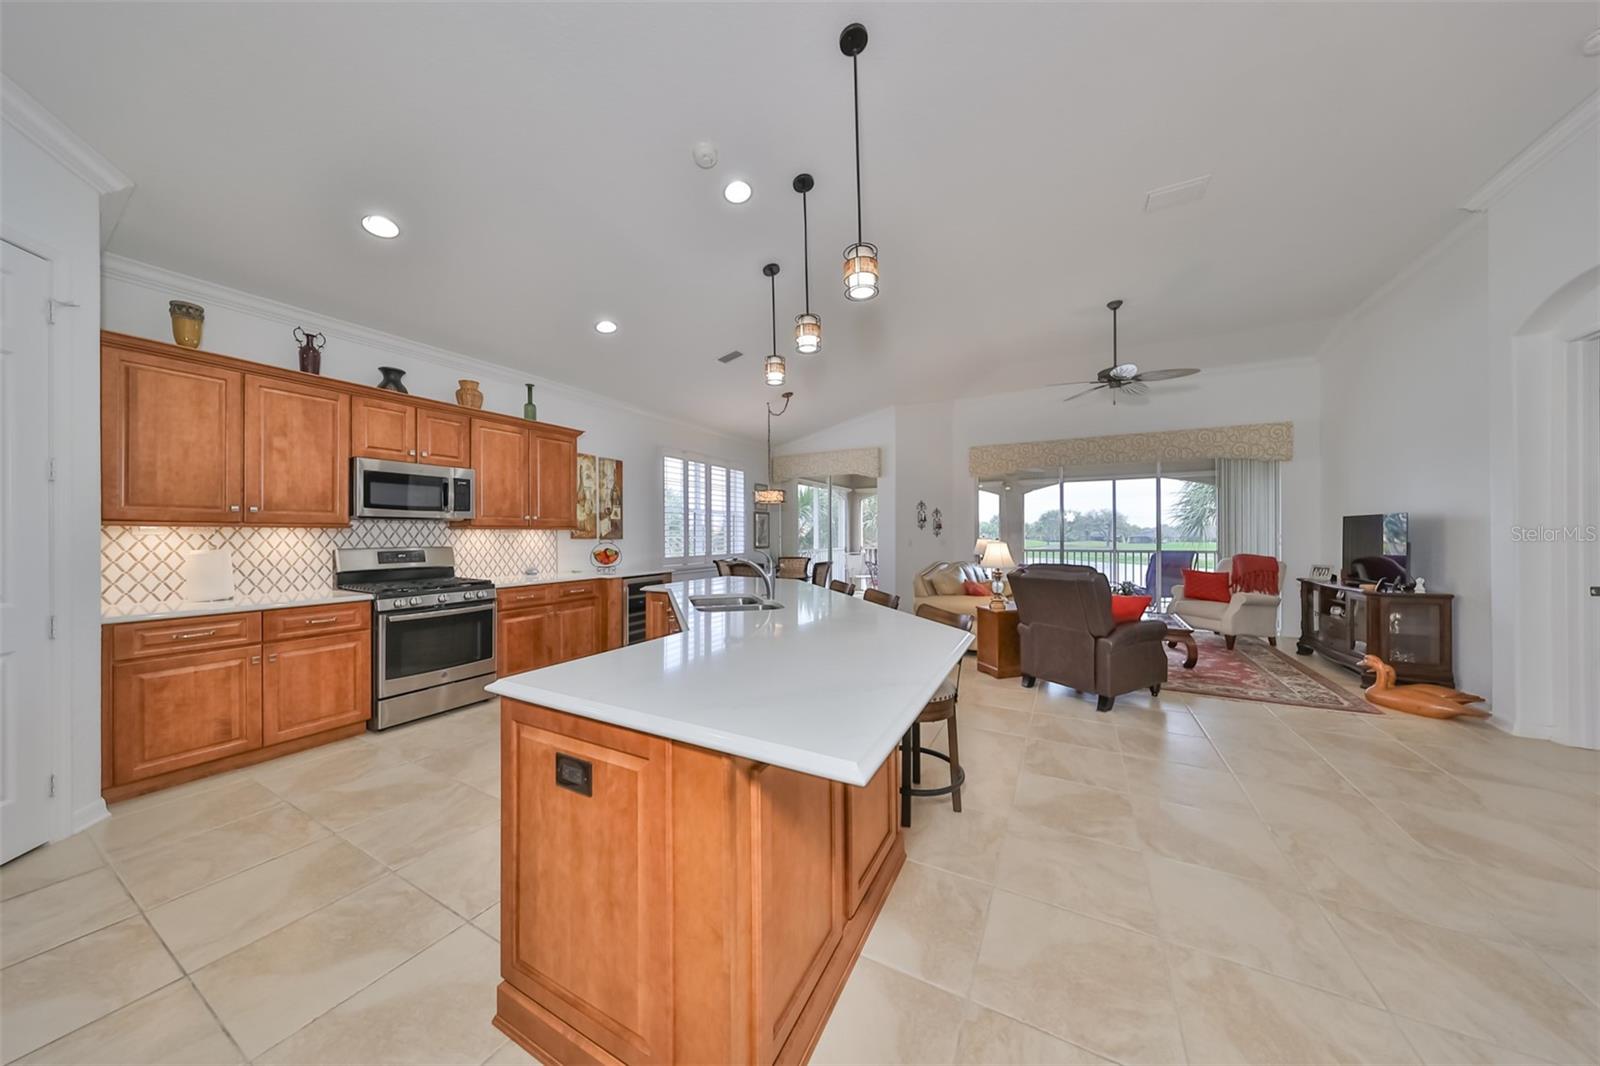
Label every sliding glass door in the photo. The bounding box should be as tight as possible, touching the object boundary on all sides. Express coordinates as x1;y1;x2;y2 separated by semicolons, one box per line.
783;474;879;587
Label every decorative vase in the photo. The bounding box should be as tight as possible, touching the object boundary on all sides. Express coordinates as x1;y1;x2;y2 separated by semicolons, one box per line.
523;384;538;421
376;367;408;393
294;327;325;375
455;379;483;408
169;301;204;348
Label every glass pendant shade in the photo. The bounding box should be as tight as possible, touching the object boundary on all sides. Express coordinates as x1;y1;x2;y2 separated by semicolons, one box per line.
794;313;821;355
765;354;787;386
754;485;786;505
843;242;879;301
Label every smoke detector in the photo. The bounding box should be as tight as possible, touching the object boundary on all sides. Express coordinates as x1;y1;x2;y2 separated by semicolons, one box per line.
1143;174;1212;213
692;141;719;169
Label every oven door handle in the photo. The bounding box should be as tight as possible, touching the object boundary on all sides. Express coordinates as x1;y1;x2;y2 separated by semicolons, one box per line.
384;604;496;623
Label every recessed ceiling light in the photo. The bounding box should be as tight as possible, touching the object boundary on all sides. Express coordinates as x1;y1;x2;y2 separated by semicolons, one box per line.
594;320;618;334
360;214;400;239
723;180;752;205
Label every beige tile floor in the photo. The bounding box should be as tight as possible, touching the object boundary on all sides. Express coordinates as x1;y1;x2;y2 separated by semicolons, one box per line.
2;661;1597;1065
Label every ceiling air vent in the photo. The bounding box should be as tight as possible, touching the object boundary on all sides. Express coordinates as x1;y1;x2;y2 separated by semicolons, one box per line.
718;350;744;363
1143;175;1211;213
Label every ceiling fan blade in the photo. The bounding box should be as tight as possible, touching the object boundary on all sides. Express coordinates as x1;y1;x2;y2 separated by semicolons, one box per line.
1043;380;1103;388
1121;380;1150;396
1061;384;1109;403
1133;368;1200;382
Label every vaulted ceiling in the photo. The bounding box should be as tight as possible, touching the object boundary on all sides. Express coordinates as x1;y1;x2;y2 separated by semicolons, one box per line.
5;2;1595;441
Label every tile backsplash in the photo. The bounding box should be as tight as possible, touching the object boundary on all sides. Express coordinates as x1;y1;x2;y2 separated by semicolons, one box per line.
101;521;558;610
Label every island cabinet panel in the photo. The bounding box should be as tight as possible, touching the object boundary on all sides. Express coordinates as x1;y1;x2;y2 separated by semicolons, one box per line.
261;630;371;744
112;646;263;783
500;703;673;1065
243;374;350;526
495;698;905;1066
844;757;898;917
417;409;471;465
350;395;417;461
531;431;579;529
101;344;244;524
643;591;680;640
470;419;533;527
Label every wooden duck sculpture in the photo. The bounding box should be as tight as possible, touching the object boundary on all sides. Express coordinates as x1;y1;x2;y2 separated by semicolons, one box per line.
1360;655;1490;719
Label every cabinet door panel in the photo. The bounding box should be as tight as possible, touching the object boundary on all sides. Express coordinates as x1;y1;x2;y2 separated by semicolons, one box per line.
532;432;578;529
244;375;350;525
501;703;672;1064
555;599;601;663
752;767;845;1061
417;409;471;465
112;648;262;784
262;632;371;744
350;396;416;461
470;419;532;527
499;607;559;676
101;346;243;523
845;756;898;916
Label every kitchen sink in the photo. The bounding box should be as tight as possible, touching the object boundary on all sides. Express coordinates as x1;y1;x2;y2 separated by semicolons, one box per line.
689;594;783;612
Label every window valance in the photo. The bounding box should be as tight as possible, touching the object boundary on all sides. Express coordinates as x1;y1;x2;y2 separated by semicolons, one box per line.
772;447;882;482
967;422;1293;479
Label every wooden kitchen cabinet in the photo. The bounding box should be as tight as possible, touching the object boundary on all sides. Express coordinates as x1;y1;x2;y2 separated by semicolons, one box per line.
498;605;559;675
531;429;578;529
350;395;417;462
844;758;898;916
555;598;601;662
262;630;371;744
496;580;609;675
417;409;471;465
644;590;680;639
244;374;350;526
111;645;263;784
101;344;245;524
470;419;533;526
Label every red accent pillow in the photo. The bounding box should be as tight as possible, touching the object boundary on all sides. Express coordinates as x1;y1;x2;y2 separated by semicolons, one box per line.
962;580;991;597
1110;594;1151;623
1183;569;1231;603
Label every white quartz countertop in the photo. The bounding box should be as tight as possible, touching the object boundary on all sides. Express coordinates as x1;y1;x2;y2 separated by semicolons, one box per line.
487;578;973;786
479;566;675;589
102;588;373;625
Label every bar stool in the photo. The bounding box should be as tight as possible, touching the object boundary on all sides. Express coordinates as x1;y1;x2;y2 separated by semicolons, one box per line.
810;560;832;587
829;579;855;595
904;605;972;825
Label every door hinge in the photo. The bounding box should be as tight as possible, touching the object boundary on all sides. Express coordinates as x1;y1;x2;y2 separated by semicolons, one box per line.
46;457;57;483
46;299;80;325
48;774;56;798
47;615;57;640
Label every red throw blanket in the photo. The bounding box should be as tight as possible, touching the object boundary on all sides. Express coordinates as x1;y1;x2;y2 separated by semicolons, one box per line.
1231;554;1280;595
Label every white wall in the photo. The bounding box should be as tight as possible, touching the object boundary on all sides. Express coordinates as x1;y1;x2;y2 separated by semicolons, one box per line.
100;257;767;578
1318;219;1493;698
2;120;112;834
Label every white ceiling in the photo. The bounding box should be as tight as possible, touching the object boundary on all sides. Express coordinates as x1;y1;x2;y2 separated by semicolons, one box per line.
4;2;1595;442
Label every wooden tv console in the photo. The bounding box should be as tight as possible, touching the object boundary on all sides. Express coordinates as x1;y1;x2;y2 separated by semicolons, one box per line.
1295;578;1455;687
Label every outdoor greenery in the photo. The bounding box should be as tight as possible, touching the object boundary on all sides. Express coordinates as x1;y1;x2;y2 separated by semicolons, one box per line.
1169;481;1217;542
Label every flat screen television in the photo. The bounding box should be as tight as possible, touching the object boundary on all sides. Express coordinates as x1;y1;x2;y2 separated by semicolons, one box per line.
1342;513;1410;582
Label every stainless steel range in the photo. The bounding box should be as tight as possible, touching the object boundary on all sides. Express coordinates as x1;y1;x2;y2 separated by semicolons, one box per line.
334;547;496;730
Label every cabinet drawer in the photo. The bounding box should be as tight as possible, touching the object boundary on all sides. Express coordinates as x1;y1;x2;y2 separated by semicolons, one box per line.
498;581;600;612
111;612;263;662
262;601;371;641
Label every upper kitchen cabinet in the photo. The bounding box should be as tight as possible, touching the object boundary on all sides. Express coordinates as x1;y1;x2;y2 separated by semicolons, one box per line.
243;374;350;526
350;395;417;462
531;428;579;529
417;408;471;465
102;342;245;524
469;418;533;526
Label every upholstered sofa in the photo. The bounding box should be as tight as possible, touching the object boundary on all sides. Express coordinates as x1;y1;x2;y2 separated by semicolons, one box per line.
912;561;1003;615
1168;556;1286;648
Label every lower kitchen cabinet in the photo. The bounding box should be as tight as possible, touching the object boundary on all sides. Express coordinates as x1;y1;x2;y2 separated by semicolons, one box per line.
644;590;681;639
262;631;372;744
496;579;616;676
499;605;559;676
104;604;372;800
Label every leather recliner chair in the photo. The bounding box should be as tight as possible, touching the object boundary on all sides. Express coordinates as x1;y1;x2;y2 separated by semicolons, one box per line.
1009;564;1169;712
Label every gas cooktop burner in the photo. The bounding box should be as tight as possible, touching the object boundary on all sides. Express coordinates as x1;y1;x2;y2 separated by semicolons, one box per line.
340;576;494;597
332;546;498;612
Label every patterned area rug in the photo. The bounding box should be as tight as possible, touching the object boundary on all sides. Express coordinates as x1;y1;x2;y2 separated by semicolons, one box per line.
1162;633;1376;713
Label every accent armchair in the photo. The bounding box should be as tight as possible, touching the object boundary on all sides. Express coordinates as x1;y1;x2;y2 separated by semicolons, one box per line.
1009;565;1168;712
1168;556;1286;648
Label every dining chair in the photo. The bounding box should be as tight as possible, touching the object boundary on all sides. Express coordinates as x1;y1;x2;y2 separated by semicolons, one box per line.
810;561;832;587
900;604;974;825
862;588;900;610
776;556;810;580
829;579;855;595
714;559;733;576
725;560;765;579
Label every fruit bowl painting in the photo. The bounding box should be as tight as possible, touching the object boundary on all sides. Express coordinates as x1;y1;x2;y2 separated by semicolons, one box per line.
591;542;621;571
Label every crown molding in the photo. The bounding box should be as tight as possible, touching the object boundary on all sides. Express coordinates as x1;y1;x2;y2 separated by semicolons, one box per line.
101;254;762;447
2;76;135;246
1462;91;1599;212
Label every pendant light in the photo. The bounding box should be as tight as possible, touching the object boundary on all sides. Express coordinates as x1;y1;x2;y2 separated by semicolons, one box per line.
755;391;793;506
840;23;878;301
762;262;786;386
793;173;821;354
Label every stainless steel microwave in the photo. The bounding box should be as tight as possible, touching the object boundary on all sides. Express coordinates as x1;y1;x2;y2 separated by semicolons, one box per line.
351;458;475;520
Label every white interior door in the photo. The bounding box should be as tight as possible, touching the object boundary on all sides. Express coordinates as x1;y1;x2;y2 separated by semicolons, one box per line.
0;240;57;862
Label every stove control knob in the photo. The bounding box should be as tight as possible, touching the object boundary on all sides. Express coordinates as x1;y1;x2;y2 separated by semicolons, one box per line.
408;597;421;607
438;594;449;603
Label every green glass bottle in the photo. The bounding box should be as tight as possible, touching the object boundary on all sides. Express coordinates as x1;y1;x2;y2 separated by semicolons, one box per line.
523;383;538;422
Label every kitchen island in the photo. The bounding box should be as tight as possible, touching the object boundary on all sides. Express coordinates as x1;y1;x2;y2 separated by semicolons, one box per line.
486;577;972;1065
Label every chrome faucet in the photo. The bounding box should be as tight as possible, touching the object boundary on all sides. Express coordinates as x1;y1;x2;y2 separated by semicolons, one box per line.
741;554;776;599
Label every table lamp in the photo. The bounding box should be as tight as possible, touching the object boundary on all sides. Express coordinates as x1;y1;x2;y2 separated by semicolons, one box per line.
979;540;1015;610
972;537;990;563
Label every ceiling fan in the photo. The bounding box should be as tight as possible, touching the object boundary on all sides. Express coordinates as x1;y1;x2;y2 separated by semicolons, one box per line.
1050;300;1200;404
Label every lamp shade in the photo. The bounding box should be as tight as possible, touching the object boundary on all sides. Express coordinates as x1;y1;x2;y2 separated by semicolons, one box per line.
980;540;1015;570
973;537;990;558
